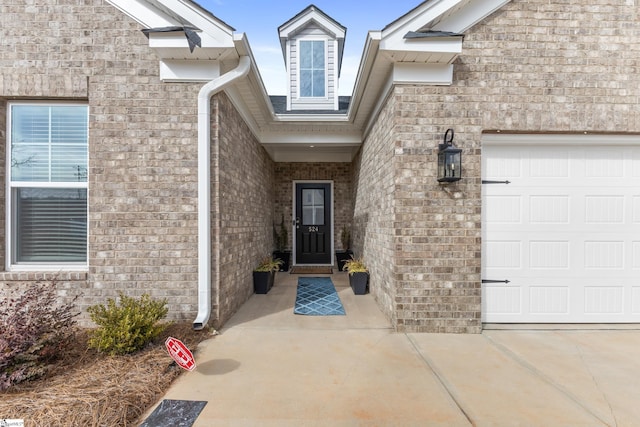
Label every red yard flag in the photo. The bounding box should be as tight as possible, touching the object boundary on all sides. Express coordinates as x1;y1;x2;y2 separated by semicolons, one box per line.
165;337;196;371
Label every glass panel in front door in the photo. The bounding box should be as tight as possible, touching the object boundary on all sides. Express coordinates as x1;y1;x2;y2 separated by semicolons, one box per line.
302;189;325;225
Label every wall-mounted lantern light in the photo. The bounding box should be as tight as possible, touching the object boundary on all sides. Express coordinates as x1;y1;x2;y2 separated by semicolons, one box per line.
437;128;462;183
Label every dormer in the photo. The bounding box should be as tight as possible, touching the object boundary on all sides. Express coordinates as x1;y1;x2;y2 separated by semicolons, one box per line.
278;5;346;112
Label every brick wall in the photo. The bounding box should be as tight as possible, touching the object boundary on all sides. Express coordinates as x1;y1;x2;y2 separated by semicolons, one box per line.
362;0;640;333
274;163;352;253
215;92;275;327
351;95;398;325
0;100;4;269
0;0;202;324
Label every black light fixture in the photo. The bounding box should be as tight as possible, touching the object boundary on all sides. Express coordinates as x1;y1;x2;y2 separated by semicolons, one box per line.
437;128;462;183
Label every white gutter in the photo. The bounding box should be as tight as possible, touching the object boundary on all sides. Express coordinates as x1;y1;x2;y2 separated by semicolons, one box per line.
193;55;251;330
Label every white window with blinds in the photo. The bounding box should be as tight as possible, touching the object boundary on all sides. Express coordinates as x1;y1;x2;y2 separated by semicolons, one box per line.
7;103;88;269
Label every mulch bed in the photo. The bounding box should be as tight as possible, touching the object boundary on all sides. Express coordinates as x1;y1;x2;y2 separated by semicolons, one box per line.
0;323;215;427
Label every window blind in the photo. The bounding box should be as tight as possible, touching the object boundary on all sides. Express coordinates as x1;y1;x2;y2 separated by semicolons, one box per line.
9;104;88;265
15;188;87;263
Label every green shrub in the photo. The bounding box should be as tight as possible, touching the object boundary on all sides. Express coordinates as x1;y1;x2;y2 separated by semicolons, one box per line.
87;292;169;356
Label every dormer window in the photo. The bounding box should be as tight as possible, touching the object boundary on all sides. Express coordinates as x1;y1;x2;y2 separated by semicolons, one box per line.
278;5;345;111
299;40;325;98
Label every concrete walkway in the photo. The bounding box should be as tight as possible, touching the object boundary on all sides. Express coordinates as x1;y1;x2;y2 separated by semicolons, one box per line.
150;272;640;426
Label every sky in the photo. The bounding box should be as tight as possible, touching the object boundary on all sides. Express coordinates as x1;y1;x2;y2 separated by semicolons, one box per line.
196;0;424;95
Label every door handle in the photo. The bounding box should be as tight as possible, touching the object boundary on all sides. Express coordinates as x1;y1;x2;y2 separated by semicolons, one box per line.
295;217;300;229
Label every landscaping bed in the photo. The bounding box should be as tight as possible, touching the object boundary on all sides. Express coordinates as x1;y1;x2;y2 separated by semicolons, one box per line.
0;323;213;427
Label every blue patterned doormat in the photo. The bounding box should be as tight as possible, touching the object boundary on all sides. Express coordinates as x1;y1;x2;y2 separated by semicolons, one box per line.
294;277;346;315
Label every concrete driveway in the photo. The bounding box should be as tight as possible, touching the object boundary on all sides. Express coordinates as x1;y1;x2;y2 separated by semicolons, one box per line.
147;272;640;426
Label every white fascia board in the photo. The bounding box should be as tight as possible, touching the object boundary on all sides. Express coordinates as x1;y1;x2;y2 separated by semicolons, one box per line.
432;0;512;33
106;0;179;27
107;0;235;48
382;0;463;41
160;59;220;82
154;0;235;46
380;36;463;54
348;31;382;116
393;63;453;85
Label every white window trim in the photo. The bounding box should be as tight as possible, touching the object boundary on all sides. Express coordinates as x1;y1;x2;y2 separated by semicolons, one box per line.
296;37;329;100
6;101;89;271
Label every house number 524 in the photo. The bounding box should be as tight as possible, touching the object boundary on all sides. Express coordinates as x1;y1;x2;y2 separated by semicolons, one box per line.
308;226;319;232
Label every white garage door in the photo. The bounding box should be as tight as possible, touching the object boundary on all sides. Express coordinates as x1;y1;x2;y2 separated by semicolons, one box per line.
482;135;640;323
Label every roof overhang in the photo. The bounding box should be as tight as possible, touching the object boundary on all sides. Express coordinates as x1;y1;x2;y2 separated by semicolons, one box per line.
349;0;510;138
105;0;511;163
107;0;238;82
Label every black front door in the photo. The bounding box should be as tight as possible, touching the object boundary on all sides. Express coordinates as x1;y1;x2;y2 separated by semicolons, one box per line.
295;182;332;264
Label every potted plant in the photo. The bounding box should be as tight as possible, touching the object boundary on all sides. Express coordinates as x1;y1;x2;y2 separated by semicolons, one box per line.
335;225;353;271
253;257;283;294
272;214;291;272
342;256;368;295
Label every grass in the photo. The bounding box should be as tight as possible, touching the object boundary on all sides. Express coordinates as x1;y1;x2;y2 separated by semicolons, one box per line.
0;323;214;426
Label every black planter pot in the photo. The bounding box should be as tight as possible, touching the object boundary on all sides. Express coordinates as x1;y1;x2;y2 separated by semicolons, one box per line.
273;251;291;272
253;271;275;294
335;250;353;272
349;272;368;295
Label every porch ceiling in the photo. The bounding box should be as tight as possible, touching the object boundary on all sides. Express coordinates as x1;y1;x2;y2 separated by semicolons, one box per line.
259;123;361;163
262;143;360;163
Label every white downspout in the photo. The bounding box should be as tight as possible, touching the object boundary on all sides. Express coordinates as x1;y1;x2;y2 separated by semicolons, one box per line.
193;55;251;330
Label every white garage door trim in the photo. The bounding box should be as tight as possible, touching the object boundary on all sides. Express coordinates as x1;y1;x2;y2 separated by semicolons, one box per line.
482;133;640;323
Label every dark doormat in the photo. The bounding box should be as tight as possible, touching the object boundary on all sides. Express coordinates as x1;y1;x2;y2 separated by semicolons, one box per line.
290;266;333;274
139;399;207;427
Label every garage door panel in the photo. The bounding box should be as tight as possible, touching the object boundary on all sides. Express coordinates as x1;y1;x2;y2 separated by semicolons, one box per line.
485;240;521;269
585;149;625;178
530;241;570;269
529;286;569;315
530;195;570;223
631;197;640;222
483;141;640;323
632;242;640;268
585;195;625;224
529;150;570;178
584;286;624;314
584;241;625;269
632;288;640;314
484;286;521;314
484;195;522;223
